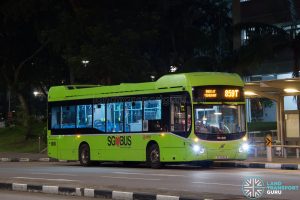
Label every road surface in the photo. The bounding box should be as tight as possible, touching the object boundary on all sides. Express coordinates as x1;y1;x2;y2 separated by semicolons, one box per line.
0;162;299;199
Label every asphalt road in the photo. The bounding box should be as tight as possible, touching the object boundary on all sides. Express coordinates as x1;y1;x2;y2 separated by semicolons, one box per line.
0;190;104;200
0;162;299;199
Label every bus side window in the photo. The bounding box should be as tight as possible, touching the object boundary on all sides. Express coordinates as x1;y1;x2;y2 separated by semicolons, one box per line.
51;106;61;129
107;102;123;132
77;105;92;128
170;97;186;132
125;101;142;132
61;106;76;129
93;103;105;132
144;99;162;132
148;120;162;131
187;104;191;131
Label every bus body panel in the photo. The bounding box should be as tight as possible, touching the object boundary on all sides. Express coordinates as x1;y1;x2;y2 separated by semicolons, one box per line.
48;132;247;162
48;132;189;162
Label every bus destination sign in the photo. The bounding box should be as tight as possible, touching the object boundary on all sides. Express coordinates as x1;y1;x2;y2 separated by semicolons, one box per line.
193;86;244;102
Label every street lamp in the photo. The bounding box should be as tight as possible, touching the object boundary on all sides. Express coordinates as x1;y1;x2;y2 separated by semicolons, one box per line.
284;88;299;93
82;60;90;67
170;65;178;73
150;75;155;81
33;90;43;97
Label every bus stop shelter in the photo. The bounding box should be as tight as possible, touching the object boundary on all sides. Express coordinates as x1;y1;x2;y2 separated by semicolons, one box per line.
244;77;300;145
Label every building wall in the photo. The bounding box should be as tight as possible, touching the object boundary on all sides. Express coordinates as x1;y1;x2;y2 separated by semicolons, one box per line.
240;0;300;24
233;0;300;52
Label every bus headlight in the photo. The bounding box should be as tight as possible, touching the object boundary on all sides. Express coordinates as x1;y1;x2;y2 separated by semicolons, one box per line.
239;143;249;153
193;144;205;154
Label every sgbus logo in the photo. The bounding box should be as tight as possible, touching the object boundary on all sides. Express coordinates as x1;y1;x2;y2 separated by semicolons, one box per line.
107;136;132;146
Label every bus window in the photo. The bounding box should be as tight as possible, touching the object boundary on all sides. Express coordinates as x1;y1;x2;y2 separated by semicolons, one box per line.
144;100;161;120
144;99;162;132
170;97;186;132
125;101;142;132
93;104;105;132
107;102;124;132
61;106;76;128
51;106;61;129
77;105;92;128
194;105;246;135
187;104;191;131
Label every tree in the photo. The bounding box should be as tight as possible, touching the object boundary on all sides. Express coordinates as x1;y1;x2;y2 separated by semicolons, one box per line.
156;0;233;73
0;0;236;141
0;0;68;138
53;0;234;84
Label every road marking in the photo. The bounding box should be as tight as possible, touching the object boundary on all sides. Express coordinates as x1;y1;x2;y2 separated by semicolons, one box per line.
161;187;188;191
19;158;30;162
43;185;58;194
30;172;78;176
13;183;27;191
157;194;179;200
113;172;184;177
1;158;11;162
100;175;160;181
12;176;77;182
113;191;133;199
84;188;94;197
192;181;241;187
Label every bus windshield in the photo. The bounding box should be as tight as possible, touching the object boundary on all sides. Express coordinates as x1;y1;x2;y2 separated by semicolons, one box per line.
194;105;245;135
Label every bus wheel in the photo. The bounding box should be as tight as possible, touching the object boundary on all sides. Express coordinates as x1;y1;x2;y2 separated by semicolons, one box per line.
147;144;161;169
79;144;91;167
199;161;213;168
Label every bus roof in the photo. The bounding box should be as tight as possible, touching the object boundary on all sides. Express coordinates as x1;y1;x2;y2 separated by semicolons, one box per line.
48;72;243;101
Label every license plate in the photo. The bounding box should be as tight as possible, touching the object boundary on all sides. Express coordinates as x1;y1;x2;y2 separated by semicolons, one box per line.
216;155;228;159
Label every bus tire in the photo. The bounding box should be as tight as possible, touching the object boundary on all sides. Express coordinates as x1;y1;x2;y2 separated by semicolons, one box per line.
79;143;92;167
147;144;162;169
199;161;213;168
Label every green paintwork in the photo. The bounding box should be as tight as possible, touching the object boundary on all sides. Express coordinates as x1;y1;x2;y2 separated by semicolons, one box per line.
47;72;247;163
48;72;244;101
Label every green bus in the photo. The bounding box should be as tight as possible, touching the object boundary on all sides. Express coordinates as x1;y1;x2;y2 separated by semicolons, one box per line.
47;72;248;168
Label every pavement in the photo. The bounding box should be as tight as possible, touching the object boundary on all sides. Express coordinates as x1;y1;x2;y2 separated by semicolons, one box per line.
0;190;102;200
0;152;299;170
0;152;48;160
0;152;55;162
0;182;206;200
214;157;300;170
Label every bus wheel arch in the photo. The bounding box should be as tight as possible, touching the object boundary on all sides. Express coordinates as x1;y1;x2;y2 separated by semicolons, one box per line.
146;141;162;169
79;142;92;167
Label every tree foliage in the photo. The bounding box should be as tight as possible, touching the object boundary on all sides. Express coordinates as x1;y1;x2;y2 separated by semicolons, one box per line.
0;0;66;138
45;0;233;84
0;0;234;138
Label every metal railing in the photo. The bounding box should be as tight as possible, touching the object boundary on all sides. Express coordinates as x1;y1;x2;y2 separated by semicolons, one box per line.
272;145;300;158
248;130;277;143
249;144;300;159
247;130;300;159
